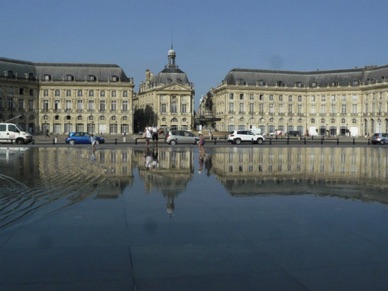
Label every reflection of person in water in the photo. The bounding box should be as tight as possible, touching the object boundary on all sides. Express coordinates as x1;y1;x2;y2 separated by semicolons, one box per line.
198;150;205;174
144;147;152;170
151;147;159;169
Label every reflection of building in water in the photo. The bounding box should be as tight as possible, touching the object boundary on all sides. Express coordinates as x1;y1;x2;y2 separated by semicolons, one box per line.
134;148;194;216
34;147;134;200
211;147;388;203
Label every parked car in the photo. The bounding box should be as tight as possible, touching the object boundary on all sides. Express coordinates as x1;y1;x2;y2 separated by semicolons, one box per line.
286;130;301;137
371;133;388;145
165;130;199;145
65;132;105;145
227;130;265;145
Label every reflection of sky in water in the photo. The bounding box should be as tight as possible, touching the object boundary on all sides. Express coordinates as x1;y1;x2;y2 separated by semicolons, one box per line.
0;146;388;229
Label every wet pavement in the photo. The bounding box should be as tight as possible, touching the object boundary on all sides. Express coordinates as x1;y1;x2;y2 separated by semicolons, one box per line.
1;145;388;290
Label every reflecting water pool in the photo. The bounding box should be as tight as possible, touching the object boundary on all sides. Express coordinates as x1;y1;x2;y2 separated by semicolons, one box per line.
1;146;388;290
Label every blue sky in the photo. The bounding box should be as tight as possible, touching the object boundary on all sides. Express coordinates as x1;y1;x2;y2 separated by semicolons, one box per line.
2;0;388;107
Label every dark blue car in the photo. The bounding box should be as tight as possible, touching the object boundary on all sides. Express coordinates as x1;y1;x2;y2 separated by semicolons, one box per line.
65;132;105;145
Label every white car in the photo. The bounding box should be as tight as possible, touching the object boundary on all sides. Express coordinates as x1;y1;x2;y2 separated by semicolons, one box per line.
227;130;265;145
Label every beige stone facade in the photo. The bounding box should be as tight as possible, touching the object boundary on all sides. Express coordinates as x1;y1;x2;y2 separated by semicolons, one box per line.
0;58;134;135
135;48;195;133
203;66;388;137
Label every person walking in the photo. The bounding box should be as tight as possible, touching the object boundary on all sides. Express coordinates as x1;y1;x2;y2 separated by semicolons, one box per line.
145;126;152;147
90;133;97;149
151;124;159;146
198;133;205;153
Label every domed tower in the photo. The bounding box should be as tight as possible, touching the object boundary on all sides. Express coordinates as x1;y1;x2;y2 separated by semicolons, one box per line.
167;46;176;68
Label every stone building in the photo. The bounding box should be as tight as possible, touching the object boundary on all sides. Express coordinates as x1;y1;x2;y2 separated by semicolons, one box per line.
0;57;134;134
203;66;388;137
135;47;195;133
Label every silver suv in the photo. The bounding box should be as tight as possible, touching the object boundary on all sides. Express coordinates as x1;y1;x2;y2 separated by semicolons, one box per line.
227;130;265;145
371;133;388;145
165;130;199;145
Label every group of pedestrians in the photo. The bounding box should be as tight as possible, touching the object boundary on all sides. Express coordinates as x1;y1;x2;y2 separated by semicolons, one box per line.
144;125;160;147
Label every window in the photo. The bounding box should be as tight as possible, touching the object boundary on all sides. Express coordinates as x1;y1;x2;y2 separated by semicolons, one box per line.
26;99;33;111
258;103;263;114
288;104;293;113
320;104;326;114
66;90;71;97
352;104;357;114
44;74;51;81
331;104;336;114
43;100;49;110
311;95;315;102
55;89;60;96
29;89;34;96
111;100;117;111
123;90;128;97
111;75;119;82
269;104;274;114
239;94;244;100
19;88;24;95
161;103;167;113
77;90;82;97
298;95;302;102
331;95;336;102
288;95;292;102
66;100;72;110
88;75;96;82
250;94;254;100
297;104;302;114
310;105;316;114
18;99;24;110
229;93;234;100
269;95;273;101
171;101;177;113
229;102;234;113
43;89;48;97
89;90;94;97
341;104;347;114
77;100;83;110
122;101;128;111
321;95;326;102
250;103;255;114
239;103;244;113
181;103;187;113
111;90;116;97
100;100;105;111
279;95;283;101
88;100;94;110
54;100;60;110
100;90;105;97
66;75;74;81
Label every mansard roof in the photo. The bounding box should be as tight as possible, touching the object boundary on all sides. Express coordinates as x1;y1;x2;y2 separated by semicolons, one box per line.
0;57;131;83
223;65;388;87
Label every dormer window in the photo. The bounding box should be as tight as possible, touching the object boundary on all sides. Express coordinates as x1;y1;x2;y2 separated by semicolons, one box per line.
66;75;74;81
311;82;318;87
111;75;119;82
258;80;265;86
7;70;15;78
352;80;360;86
88;75;96;82
44;74;51;81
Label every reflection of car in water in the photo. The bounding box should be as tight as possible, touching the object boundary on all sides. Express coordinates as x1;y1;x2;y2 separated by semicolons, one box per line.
0;147;30;161
165;130;199;145
65;132;105;145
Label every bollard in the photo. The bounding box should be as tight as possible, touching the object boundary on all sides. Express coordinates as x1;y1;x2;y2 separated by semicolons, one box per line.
337;138;339;145
368;139;370;145
135;138;137;145
312;136;314;140
214;137;217;145
115;138;117;145
304;137;306;145
287;137;289;144
269;138;272;145
53;137;57;144
321;137;323;145
123;136;126;143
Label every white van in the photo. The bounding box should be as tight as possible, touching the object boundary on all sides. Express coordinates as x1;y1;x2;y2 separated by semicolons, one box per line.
0;123;34;144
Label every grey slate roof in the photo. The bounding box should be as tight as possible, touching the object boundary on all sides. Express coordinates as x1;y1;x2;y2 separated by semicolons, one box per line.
151;66;190;85
0;57;130;83
223;65;388;87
